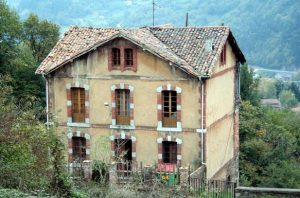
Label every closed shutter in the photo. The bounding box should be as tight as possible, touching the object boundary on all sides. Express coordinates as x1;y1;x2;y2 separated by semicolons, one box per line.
71;88;85;123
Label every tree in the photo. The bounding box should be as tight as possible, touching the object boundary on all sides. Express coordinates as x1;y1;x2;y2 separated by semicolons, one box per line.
22;14;60;63
279;90;298;108
240;64;259;105
0;0;21;74
258;78;277;99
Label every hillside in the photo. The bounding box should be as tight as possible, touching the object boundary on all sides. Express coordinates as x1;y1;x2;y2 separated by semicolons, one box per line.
6;0;300;70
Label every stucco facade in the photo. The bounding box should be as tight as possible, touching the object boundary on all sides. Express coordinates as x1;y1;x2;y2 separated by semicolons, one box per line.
39;27;245;182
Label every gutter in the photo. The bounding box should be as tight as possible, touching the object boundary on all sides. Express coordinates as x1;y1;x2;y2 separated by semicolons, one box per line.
197;77;207;165
42;74;49;129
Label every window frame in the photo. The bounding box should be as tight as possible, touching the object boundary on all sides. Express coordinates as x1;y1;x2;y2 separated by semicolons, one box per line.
115;89;131;125
71;87;85;123
108;45;137;72
162;141;177;164
72;136;87;162
220;44;226;66
162;90;177;127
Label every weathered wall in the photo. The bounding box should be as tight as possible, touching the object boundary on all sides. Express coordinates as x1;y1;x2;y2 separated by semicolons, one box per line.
205;41;237;179
49;39;201;167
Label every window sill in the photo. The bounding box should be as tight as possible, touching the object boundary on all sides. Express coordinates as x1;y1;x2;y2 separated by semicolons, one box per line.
110;125;135;130
157;127;182;132
67;122;90;128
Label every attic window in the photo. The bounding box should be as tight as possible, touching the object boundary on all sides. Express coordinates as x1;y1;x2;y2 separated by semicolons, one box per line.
220;44;226;65
112;48;121;66
125;48;133;67
108;46;137;72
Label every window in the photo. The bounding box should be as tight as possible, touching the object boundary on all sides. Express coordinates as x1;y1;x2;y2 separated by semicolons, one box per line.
162;141;177;164
108;46;137;72
112;48;121;66
220;44;226;65
71;87;85;123
162;90;177;127
124;48;133;67
116;89;130;125
72;137;86;161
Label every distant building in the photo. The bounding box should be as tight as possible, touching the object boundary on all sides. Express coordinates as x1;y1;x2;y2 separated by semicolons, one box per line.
261;99;282;109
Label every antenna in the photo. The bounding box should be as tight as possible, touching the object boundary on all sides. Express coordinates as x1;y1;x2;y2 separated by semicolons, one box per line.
185;12;189;27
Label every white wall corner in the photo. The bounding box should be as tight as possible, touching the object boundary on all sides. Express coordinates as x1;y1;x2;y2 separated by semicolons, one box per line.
157;137;163;144
67;117;72;123
177;122;182;129
111;119;116;125
131;136;136;142
120;83;125;89
110;84;116;91
177;105;181;110
157;104;162;110
130;103;134;109
167;84;171;90
85;118;90;124
132;152;136;158
129;85;134;91
75;81;80;87
167;135;171;141
111;102;116;108
177;155;182;160
66;83;71;89
130;120;135;126
109;135;115;141
76;131;81;137
121;131;125;139
67;132;73;139
67;100;72;106
85;101;89;107
84;133;91;140
86;149;90;155
158;154;162;159
176;87;182;93
176;138;182;145
84;84;89;90
156;86;162;93
68;149;73;154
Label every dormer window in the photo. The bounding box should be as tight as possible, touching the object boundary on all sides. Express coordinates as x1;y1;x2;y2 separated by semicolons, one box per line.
125;48;133;67
112;48;121;66
108;46;137;72
220;44;226;66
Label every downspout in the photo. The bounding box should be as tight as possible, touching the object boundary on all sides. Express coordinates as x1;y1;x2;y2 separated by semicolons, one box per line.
199;77;206;165
42;74;49;129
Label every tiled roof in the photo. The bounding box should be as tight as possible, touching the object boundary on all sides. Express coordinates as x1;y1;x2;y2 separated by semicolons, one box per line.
36;26;245;77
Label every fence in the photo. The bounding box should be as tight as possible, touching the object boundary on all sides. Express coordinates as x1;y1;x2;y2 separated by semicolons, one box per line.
189;177;236;198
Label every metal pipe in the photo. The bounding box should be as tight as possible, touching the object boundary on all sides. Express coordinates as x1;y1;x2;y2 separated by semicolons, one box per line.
42;74;49;128
199;77;206;165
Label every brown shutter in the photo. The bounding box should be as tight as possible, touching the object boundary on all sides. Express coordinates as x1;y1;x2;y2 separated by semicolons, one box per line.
116;89;130;125
72;88;85;123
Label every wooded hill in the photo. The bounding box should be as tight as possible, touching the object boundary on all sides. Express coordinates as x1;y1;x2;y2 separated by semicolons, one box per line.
6;0;300;70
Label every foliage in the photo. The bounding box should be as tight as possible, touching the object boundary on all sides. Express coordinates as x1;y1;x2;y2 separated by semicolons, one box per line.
22;13;59;63
239;101;300;188
0;1;59;112
240;64;259;105
279;90;298;108
258;79;277;99
0;188;27;198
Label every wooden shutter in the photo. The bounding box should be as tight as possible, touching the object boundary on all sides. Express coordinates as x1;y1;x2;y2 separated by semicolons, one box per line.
162;91;177;127
116;89;130;125
71;88;85;123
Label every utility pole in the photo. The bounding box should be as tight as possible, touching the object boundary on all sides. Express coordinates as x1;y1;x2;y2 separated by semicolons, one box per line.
152;0;155;26
185;12;189;27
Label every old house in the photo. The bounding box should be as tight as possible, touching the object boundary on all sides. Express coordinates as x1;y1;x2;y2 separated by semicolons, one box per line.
36;26;245;181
